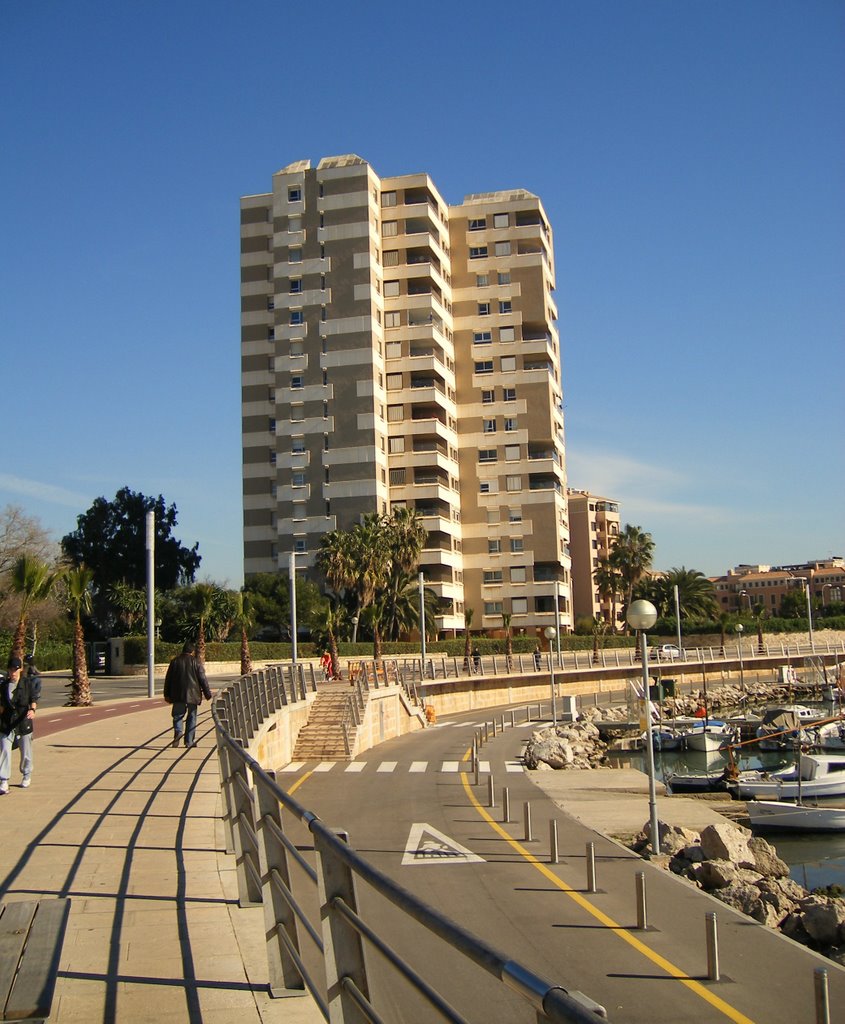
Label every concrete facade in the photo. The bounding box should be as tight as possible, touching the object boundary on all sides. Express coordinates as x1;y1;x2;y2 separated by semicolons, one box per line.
567;490;621;626
241;155;571;638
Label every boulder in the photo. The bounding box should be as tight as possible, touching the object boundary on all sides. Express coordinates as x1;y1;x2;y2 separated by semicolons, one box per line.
754;878;803;924
700;823;753;865
691;859;742;890
800;900;845;947
747;836;789;879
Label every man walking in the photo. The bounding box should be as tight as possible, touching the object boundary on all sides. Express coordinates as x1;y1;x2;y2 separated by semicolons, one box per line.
163;642;212;748
0;655;39;792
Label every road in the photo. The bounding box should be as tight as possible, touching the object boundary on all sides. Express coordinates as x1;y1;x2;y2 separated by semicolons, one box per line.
276;705;845;1024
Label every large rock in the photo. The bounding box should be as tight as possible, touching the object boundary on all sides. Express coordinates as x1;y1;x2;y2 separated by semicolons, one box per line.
800;900;845;946
747;836;789;879
691;860;761;891
699;823;753;865
754;878;804;924
524;722;607;770
643;822;699;857
715;881;783;926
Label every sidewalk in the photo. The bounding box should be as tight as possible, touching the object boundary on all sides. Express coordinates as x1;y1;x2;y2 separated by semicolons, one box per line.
0;702;322;1024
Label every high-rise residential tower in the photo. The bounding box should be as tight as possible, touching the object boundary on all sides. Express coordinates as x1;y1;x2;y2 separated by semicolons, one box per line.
241;155;570;637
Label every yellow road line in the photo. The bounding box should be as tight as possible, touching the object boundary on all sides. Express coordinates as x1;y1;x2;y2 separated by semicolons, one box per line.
286;769;313;796
459;754;756;1024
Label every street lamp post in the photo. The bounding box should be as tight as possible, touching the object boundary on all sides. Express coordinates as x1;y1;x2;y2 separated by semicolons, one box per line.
736;623;745;695
626;600;660;856
795;577;814;652
545;626;557;727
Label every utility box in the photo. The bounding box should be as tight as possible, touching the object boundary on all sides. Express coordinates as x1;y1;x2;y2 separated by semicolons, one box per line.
560;695;579;722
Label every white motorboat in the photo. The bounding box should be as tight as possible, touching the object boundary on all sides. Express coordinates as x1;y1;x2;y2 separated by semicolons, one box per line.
728;753;845;800
746;799;845;832
683;720;737;753
809;720;845;751
755;706;821;751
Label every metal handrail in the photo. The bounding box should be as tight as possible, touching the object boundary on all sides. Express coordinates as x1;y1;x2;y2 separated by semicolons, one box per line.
212;673;607;1023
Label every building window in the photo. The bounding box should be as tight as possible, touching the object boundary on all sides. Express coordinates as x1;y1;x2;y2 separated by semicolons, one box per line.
289;248;302;263
385;341;402;359
511;597;528;614
511;566;526;583
484;601;503;615
498;271;511;285
493;213;508;228
288;215;302;232
469;218;486;231
503;387;516;401
473;331;492;344
501;356;516;372
288;186;302;202
292;502;306;520
382;221;398;237
478;449;497;463
386;373;402;390
495;241;511;257
291;471;306;487
388;437;405;454
504;417;517;431
510;538;524;553
499;300;512;314
385;311;401;328
469;246;488;259
481;389;494;404
389;467;406;485
506;475;521;492
381;191;397;207
488;539;501;554
505;444;520;461
474;360;493;374
384;280;400;297
289;340;303;356
483;570;503;584
290;310;304;325
294;538;307;553
476;274;489;287
500;326;515;342
289;279;303;294
267;327;275;340
478;302;490;316
291;437;305;453
387;404;403;422
291;375;303;389
290;405;304;421
383;249;400;266
483;419;496;433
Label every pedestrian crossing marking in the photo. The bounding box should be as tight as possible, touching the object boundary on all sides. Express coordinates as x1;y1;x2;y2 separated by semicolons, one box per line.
505;761;524;773
441;761;460;773
377;761;397;772
314;762;336;772
281;762;307;773
402;823;485;866
409;761;428;772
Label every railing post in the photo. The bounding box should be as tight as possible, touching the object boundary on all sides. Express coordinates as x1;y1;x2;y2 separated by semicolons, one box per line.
815;967;830;1024
549;820;559;864
255;771;306;996
216;732;236;855
313;826;371;1024
231;759;262;907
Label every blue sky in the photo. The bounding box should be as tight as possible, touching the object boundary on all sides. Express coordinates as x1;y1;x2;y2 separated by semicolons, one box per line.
2;0;843;587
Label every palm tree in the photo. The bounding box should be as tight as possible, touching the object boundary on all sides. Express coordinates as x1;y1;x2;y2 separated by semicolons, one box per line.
593;557;623;631
233;591;254;677
8;554;62;660
654;567;718;621
717;611;734;657
188;583;218;664
109;581;148;634
65;567;94;706
753;604;767;655
463;607;474;672
309;599;344;680
502;612;513;671
377;572;439;642
610;524;655;620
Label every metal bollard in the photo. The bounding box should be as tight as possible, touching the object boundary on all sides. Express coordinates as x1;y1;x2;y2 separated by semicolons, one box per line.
510;709;516;727
502;787;510;823
474;757;479;787
635;871;647;930
524;801;533;842
500;714;505;732
815;967;830;1024
484;722;490;743
550;820;559;864
586;842;597;893
526;705;532;723
492;717;497;737
706;912;719;982
488;774;495;808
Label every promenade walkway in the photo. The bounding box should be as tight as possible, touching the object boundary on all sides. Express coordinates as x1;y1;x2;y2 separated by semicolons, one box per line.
0;699;321;1024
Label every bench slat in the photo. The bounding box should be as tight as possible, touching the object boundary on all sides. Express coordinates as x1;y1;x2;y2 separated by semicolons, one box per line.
4;899;70;1023
0;903;37;1018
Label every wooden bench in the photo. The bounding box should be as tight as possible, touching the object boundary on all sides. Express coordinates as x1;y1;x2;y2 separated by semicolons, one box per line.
0;900;70;1023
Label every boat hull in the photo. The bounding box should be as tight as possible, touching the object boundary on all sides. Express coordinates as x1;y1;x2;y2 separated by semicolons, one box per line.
746;800;845;831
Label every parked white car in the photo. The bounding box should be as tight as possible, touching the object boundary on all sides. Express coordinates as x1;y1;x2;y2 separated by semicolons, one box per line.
652;644;681;660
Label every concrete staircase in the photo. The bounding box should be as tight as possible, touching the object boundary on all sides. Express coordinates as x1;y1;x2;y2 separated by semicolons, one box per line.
293;684;360;761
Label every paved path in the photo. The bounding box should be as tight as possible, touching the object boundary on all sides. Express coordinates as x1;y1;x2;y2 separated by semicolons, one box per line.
0;701;322;1024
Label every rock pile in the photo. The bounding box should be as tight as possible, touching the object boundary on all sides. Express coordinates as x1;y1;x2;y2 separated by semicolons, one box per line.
523;721;608;771
632;820;845;964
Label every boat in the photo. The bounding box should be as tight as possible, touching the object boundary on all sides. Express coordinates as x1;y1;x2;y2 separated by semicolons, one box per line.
746;799;845;832
666;769;729;793
755;706;820;751
728;752;845;800
683;719;737;753
809;719;845;751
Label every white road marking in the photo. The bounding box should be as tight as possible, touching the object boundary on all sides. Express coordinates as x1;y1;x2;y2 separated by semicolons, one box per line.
505;761;524;773
402;823;485;866
441;761;460;773
409;761;428;773
345;762;367;772
377;761;397;773
280;762;306;773
314;762;336;772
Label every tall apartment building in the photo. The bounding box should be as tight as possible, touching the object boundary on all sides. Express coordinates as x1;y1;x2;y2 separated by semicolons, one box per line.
567;489;621;626
241;155;570;637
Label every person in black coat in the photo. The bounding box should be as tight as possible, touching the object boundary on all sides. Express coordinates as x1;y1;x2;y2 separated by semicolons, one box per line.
163;642;212;748
0;655;39;793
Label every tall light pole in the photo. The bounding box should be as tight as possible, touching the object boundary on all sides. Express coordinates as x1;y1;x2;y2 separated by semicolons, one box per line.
289;552;298;664
795;576;814;652
627;599;660;856
545;626;557;727
418;571;427;675
145;510;155;699
673;584;682;652
736;623;745;695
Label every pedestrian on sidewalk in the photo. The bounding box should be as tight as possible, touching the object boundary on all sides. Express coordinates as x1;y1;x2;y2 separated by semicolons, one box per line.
0;655;38;792
163;642;212;748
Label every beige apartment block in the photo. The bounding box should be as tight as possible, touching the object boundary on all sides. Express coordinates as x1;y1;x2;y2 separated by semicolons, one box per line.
241;155;571;637
711;559;845;614
567;490;621;626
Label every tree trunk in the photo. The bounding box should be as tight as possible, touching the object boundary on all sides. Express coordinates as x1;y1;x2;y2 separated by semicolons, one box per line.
240;627;252;677
328;628;341;680
68;620;92;706
197;621;206;665
11;617;27;662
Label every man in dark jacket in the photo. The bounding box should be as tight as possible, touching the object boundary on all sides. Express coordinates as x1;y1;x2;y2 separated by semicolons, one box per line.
163;642;212;748
0;655;39;793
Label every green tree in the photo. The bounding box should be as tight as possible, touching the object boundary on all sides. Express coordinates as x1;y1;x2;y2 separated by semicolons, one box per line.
185;583;219;664
309;598;344;679
8;555;62;661
593;557;623;631
65;567;94;706
502;612;513;671
610;524;655;618
644;567;718;621
232;591;254;676
463;607;474;672
61;488;200;634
